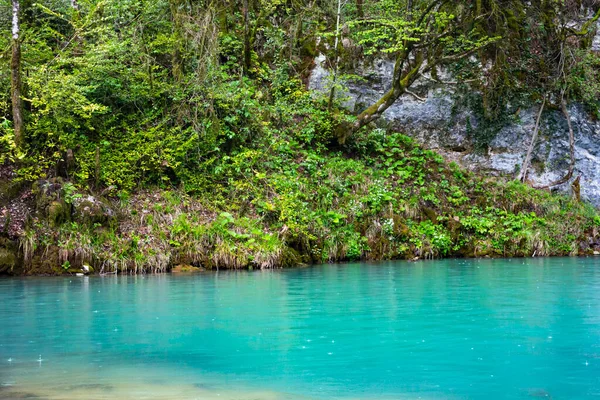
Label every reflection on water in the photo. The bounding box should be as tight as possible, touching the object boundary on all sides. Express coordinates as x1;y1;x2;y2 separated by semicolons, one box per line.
1;258;600;399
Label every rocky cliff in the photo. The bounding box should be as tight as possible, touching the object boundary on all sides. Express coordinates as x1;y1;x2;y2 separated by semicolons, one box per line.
309;38;600;206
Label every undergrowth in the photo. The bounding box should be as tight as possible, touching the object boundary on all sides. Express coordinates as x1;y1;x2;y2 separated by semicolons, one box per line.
18;128;600;274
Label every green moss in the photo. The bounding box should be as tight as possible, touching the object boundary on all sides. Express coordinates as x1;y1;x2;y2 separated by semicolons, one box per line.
0;248;17;273
48;201;68;226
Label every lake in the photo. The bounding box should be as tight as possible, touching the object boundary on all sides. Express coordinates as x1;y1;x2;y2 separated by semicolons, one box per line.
1;258;600;399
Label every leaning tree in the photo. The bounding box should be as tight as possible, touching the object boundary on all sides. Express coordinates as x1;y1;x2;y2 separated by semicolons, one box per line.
336;0;501;143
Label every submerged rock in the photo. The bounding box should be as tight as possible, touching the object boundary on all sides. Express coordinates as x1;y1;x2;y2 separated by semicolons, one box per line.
0;391;42;399
527;388;552;398
65;383;113;392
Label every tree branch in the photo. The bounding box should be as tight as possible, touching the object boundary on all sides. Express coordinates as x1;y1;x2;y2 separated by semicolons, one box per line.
405;89;426;102
518;96;546;183
534;99;576;189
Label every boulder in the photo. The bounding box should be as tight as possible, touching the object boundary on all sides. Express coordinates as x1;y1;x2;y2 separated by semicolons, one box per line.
47;200;68;226
72;195;114;225
32;179;63;213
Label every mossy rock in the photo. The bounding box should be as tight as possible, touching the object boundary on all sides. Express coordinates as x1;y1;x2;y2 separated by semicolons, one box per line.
281;247;304;267
28;245;60;275
66;265;86;274
447;217;463;240
32;179;63;213
0;239;19;274
300;37;318;58
47;200;69;226
171;264;205;273
72;195;114;225
422;207;438;224
392;216;410;236
0;179;24;205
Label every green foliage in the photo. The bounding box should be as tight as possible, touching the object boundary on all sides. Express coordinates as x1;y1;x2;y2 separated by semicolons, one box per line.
350;3;499;56
0;121;17;164
2;0;600;274
18;124;600;273
567;50;600;116
61;183;81;205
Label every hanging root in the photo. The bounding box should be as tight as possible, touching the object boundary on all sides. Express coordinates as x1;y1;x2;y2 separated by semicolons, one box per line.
534;99;575;189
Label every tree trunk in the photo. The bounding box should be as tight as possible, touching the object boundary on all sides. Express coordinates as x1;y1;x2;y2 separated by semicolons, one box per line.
169;0;184;81
11;0;23;149
336;0;420;143
95;146;100;188
406;0;414;21
562;99;576;181
336;52;422;143
356;0;363;18
242;0;251;74
217;1;229;34
534;99;576;189
334;0;491;144
571;175;581;202
328;0;343;110
518;97;545;182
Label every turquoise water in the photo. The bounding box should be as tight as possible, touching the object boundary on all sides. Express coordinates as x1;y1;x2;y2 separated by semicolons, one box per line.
1;258;600;399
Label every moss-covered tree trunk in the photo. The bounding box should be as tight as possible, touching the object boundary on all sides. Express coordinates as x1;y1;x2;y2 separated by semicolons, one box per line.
337;51;423;143
169;0;184;81
335;0;494;144
242;0;251;74
328;0;343;111
217;0;229;34
356;0;363;18
11;0;23;149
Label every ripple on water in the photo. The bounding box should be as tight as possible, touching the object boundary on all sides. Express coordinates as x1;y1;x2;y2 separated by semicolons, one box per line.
1;258;600;399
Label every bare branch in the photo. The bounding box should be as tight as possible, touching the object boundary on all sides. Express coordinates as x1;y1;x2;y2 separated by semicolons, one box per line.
405;89;426;102
534;99;576;189
518;97;546;183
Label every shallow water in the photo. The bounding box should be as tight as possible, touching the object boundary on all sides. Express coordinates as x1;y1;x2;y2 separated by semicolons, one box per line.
1;258;600;399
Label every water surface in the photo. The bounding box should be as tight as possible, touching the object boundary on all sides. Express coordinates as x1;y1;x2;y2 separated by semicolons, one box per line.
1;258;600;399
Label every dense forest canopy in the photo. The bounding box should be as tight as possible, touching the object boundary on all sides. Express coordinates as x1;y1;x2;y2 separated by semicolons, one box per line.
0;0;598;189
